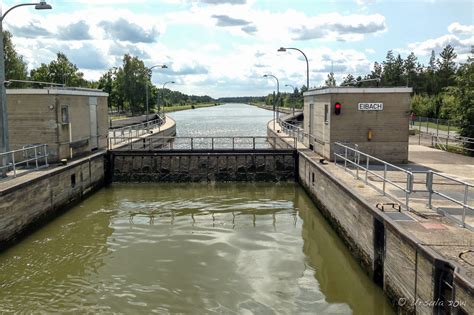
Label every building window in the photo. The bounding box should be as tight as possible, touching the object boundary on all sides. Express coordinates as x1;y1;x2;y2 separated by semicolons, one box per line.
61;106;69;123
324;104;329;124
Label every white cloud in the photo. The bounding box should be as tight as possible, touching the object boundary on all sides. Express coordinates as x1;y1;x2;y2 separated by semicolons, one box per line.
448;22;474;35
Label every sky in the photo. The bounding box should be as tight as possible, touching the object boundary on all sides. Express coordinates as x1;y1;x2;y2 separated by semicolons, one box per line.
2;0;473;98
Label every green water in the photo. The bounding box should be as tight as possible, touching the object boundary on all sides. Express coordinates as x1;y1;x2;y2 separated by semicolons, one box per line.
0;183;394;314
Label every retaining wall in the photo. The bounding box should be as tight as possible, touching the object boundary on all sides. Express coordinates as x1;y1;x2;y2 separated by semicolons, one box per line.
0;152;106;249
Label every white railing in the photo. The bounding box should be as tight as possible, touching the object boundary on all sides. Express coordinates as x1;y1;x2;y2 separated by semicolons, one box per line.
432;134;474;153
333;142;413;210
109;115;166;147
0;144;49;178
108;136;297;151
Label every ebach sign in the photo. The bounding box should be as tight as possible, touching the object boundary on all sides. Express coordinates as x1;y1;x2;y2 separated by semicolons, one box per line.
358;103;384;111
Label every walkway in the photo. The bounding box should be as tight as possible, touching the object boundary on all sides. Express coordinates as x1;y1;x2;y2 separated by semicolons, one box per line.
271;120;474;281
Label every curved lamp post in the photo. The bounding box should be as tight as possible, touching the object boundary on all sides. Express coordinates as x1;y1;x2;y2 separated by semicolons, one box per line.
0;1;52;176
159;80;175;114
278;47;309;90
146;64;167;121
263;74;279;130
285;84;296;117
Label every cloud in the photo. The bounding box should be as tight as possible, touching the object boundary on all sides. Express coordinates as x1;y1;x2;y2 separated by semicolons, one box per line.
212;14;251;27
241;25;257;34
448;22;474;35
58;21;92;40
109;41;150;59
98;18;159;43
199;0;246;4
9;22;51;38
169;63;209;75
408;34;474;56
292;13;386;41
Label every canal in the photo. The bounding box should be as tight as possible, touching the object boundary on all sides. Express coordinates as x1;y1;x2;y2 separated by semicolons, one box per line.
0;104;394;314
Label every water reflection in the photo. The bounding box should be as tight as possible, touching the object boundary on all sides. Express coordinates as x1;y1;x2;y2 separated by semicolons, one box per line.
0;183;393;314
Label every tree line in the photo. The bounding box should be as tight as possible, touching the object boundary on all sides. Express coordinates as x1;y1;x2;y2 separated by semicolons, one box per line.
3;31;215;115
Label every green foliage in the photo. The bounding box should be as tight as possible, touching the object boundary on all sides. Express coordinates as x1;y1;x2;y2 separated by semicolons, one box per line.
3;31;27;87
30;52;88;87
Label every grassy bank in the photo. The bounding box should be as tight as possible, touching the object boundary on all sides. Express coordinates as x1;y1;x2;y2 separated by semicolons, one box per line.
162;103;221;113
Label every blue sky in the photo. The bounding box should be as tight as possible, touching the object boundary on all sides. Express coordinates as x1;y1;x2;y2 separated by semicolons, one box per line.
3;0;473;97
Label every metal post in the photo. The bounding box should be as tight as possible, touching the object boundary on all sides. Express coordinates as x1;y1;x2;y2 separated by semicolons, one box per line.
462;185;468;228
365;156;369;184
191;138;193;150
34;146;38;169
11;151;15;177
44;145;48;166
406;171;412;210
426;119;428;132
436;119;439;137
446;121;450;148
253;137;255;150
356;149;360;179
344;147;347;170
383;164;387;195
145;82;149;124
427;171;433;209
211;138;214;150
232;137;235;150
0;21;9;177
418;118;421;145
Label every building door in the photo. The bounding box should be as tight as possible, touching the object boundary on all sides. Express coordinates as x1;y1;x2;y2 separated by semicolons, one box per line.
309;103;314;150
89;97;98;150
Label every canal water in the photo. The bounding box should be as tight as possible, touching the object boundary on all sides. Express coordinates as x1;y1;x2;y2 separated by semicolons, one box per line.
0;104;394;314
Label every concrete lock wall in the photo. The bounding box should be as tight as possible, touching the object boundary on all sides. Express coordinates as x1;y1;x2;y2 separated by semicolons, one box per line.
297;150;473;314
0;152;106;248
7;89;109;162
109;151;297;182
303;88;412;163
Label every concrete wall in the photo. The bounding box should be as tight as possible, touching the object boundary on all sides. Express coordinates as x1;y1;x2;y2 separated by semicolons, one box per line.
7;89;108;162
298;150;473;314
110;150;296;182
0;152;106;249
303;88;412;163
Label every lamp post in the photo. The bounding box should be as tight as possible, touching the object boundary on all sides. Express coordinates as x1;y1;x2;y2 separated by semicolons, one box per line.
285;84;296;117
158;80;175;115
263;74;279;130
0;1;52;175
277;47;310;90
146;64;167;122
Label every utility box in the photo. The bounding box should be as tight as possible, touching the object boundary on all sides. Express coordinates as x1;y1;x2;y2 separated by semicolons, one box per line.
303;87;412;163
6;88;108;163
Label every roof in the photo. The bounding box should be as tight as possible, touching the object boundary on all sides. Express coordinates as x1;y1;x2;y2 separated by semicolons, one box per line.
6;88;108;97
304;87;413;97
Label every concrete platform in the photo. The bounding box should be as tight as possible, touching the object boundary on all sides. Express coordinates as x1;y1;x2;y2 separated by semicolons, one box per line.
272;120;474;284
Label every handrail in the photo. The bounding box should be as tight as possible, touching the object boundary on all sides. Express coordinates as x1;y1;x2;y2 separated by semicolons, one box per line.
108;136;297;151
333;142;413;210
0;144;49;178
109;114;166;146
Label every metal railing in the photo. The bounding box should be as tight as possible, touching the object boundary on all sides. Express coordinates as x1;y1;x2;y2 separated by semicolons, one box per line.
426;171;473;228
0;144;49;178
109;114;166;147
280;121;321;147
333;142;413;210
108;136;297;151
332;142;473;228
432;134;474;153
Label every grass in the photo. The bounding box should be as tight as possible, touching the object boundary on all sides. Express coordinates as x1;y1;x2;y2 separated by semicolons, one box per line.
162;103;220;113
412;121;460;132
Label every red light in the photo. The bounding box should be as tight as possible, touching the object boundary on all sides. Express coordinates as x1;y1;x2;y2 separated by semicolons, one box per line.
335;102;342;115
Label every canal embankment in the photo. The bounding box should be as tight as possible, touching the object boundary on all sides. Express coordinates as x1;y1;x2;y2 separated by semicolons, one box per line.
268;119;474;314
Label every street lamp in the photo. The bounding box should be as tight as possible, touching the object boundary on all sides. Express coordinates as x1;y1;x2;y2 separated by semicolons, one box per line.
0;1;52;175
277;47;310;90
263;74;280;130
158;80;175;114
285;84;296;117
146;64;167;121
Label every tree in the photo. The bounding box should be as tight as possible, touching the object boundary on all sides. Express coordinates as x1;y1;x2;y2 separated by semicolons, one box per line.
30;52;88;87
447;57;474;154
3;31;27;87
437;44;457;89
119;54;150;114
325;72;336;87
404;52;418;88
341;74;355;86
